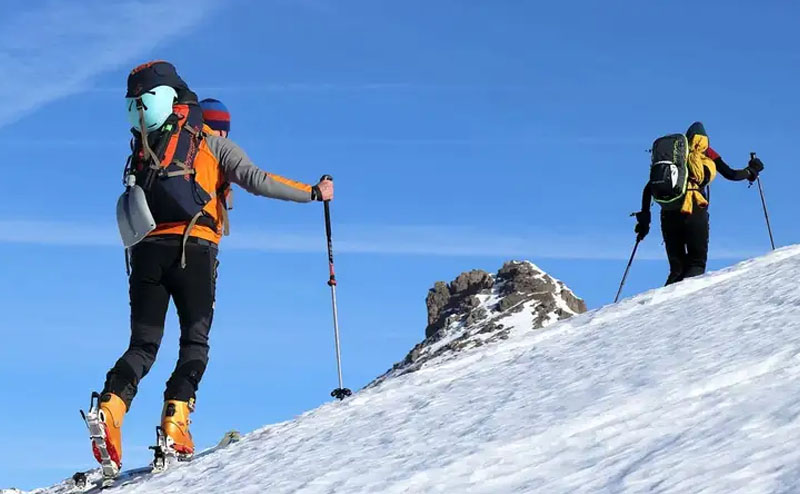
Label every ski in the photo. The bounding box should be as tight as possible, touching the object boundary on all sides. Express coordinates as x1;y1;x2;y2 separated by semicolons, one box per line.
79;392;120;489
216;430;242;448
70;466;152;493
70;429;241;492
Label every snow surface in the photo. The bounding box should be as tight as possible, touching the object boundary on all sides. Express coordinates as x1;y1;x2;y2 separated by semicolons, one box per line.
11;246;800;493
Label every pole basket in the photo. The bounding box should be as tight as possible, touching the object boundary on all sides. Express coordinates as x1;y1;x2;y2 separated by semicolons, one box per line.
331;388;352;400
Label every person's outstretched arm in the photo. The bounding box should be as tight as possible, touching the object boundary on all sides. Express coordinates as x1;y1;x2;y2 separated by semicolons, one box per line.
207;135;332;201
706;147;755;182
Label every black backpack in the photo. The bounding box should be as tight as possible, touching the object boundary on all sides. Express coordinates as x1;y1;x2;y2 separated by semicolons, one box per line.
650;134;689;209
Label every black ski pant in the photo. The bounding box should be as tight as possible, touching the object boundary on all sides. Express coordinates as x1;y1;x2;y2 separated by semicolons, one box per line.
103;236;218;409
660;208;709;286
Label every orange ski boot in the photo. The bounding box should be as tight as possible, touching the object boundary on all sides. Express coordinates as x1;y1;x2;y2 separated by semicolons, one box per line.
161;399;195;458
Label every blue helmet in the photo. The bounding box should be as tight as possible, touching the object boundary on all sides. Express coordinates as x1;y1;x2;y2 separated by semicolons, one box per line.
125;85;177;132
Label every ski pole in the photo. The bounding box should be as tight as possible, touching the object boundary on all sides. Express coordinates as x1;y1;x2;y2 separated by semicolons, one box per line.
614;239;640;304
750;152;775;251
320;175;351;401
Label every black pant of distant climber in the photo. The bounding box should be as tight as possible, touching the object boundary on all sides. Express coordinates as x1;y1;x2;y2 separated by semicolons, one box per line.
661;208;709;286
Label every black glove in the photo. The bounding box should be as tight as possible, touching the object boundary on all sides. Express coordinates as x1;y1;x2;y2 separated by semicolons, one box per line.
634;210;651;242
747;157;764;181
311;185;323;201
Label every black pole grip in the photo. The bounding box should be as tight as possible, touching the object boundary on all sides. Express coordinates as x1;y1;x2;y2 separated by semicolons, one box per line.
320;174;334;241
748;152;757;186
324;201;333;245
323;200;336;285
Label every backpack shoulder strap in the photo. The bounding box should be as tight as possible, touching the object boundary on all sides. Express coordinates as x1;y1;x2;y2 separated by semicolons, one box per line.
217;183;232;236
163;103;204;170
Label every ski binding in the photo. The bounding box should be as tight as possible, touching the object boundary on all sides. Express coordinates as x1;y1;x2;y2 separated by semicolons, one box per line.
79;392;120;487
149;426;193;473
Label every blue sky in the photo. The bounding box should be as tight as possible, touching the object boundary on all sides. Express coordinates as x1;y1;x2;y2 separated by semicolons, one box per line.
0;0;798;489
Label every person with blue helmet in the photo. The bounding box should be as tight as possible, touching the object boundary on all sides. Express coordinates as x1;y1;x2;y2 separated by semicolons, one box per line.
87;61;333;481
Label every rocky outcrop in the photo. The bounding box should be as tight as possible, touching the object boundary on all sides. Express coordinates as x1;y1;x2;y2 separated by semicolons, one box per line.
372;261;586;386
425;269;495;338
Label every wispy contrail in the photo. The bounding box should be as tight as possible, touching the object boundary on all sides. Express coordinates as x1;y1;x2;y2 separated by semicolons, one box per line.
0;0;219;129
0;219;761;261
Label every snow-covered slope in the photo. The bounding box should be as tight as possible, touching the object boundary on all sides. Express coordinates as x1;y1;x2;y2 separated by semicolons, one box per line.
12;246;800;493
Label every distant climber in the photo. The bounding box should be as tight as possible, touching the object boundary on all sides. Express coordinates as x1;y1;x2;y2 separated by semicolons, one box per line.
634;122;764;285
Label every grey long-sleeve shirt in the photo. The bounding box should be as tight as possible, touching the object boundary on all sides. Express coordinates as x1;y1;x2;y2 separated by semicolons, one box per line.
205;135;314;203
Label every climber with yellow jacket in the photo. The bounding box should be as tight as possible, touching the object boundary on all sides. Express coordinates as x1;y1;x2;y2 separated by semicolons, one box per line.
634;122;764;285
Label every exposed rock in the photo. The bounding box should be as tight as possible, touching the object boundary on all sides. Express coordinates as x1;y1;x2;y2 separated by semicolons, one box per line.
465;306;488;327
426;281;450;327
451;270;494;295
560;288;588;314
372;260;587;387
425;269;494;338
496;292;526;312
497;261;555;296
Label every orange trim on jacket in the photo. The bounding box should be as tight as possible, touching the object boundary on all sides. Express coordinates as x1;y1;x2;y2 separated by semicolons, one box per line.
266;173;313;194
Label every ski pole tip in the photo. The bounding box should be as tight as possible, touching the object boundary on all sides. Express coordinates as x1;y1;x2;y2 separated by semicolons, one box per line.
331;388;352;400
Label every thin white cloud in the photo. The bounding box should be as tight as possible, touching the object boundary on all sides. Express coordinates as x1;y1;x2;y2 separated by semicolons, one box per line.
0;0;219;128
0;219;763;261
0;220;119;247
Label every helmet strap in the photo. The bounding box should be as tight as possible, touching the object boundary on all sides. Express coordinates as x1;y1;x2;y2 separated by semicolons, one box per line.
137;105;161;170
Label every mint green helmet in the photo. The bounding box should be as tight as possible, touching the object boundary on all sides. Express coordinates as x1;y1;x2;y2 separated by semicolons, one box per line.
125;85;177;132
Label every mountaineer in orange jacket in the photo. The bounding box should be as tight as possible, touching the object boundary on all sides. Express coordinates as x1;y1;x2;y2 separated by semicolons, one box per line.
84;61;333;479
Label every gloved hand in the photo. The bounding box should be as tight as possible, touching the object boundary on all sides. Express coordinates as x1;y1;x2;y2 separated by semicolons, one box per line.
747;157;764;182
634;210;651;242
